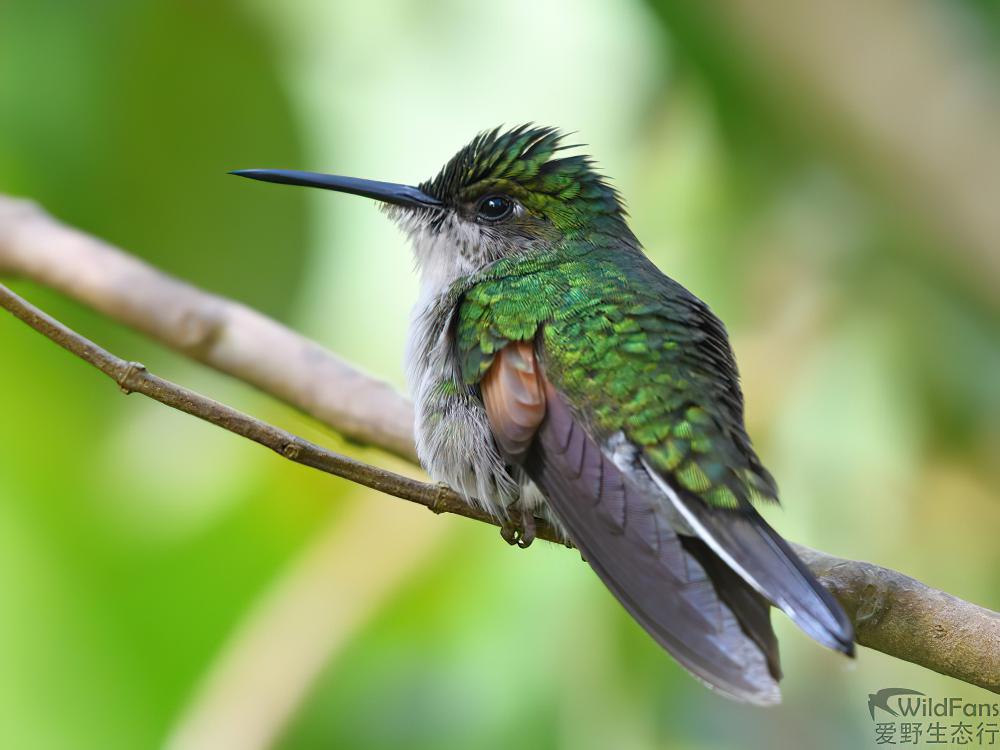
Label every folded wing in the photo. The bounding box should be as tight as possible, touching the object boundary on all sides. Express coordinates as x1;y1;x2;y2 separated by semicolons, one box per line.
482;341;784;704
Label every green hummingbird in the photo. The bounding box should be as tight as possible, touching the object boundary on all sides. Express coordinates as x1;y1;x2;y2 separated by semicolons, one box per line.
233;125;854;704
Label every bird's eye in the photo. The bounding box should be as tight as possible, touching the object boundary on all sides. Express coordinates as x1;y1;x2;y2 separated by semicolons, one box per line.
476;195;514;222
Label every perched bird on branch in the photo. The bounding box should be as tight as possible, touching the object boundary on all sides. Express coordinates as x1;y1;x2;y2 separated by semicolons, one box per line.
233;125;854;705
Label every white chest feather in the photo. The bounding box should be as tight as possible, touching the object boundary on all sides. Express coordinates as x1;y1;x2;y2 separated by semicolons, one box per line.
406;232;519;517
397;211;552;520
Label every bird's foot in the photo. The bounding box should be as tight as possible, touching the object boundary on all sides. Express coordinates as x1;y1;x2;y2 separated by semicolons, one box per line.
500;503;536;549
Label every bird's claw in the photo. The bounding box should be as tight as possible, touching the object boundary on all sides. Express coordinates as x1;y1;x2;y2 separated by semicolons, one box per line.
500;504;536;549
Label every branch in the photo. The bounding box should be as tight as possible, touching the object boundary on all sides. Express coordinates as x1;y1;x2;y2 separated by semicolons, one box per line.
0;195;417;462
0;280;564;544
797;546;999;693
1;196;997;694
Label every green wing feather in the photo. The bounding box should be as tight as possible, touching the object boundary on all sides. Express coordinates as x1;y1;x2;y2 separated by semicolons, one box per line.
455;242;778;511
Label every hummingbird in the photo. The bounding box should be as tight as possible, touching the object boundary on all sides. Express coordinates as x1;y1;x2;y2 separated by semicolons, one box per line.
233;125;855;704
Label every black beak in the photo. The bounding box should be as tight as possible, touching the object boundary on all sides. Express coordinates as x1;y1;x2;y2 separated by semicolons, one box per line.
230;169;442;209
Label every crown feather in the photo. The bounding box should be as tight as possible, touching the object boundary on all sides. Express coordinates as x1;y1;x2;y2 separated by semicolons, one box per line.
420;125;626;222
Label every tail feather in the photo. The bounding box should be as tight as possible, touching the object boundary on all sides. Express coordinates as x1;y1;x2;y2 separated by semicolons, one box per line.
644;460;855;656
679;535;782;681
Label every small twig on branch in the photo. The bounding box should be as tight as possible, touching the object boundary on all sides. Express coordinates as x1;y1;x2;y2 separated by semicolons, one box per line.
1;196;998;694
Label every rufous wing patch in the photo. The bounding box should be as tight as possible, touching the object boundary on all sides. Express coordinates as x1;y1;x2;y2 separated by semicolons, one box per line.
481;341;546;460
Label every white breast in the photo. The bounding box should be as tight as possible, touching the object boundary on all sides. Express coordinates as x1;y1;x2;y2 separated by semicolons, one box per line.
403;248;519;518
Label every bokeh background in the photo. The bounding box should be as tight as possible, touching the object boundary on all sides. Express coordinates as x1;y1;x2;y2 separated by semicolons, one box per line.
1;1;998;748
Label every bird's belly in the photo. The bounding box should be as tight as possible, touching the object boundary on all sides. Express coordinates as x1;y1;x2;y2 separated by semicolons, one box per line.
412;377;521;517
406;297;519;518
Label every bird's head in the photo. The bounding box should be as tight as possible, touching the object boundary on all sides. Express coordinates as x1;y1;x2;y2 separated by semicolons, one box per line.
233;125;633;284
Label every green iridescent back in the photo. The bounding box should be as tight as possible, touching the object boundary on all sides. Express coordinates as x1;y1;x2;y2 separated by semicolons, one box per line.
454;243;779;511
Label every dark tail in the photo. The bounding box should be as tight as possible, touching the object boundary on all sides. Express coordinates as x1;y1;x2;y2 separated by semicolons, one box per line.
652;476;855;656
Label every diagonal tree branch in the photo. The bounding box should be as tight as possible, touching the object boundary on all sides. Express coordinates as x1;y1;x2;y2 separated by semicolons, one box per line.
0;280;555;542
0;195;417;462
1;195;997;694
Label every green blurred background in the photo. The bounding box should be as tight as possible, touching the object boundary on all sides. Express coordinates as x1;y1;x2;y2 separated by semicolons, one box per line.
1;1;998;748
